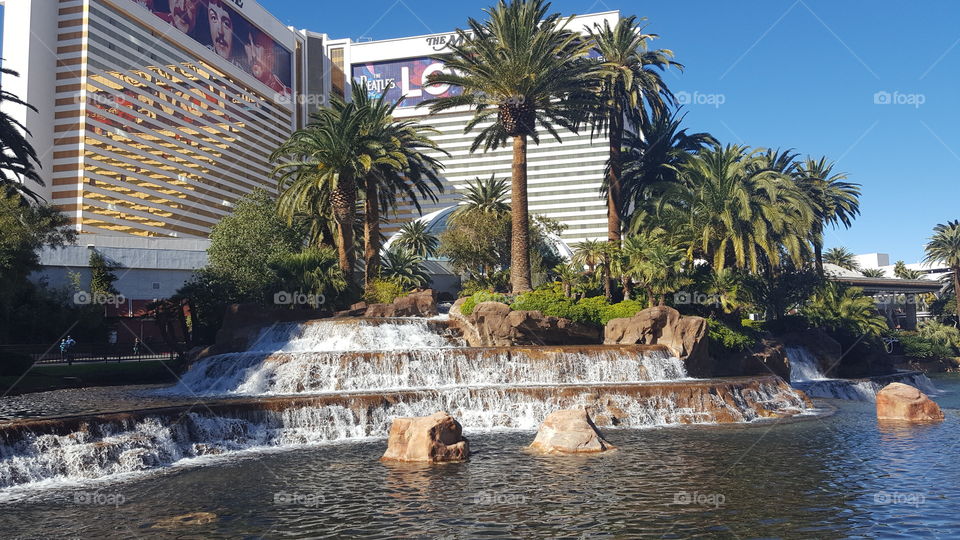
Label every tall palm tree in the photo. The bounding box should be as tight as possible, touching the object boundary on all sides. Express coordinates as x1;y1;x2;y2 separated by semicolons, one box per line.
925;219;960;321
393;220;439;259
587;16;679;244
381;247;431;289
823;247;860;271
794;157;861;275
452;174;511;217
425;0;596;293
1;68;45;204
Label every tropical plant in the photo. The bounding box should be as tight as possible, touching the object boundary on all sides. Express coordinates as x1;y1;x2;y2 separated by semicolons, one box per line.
439;210;511;278
425;0;596;293
573;239;613;299
794;157;861;275
460;290;512;315
823;247;860;271
1;68;45;204
893;260;922;280
269;247;348;309
392;220;439;259
925;220;960;321
380;247;430;289
363;277;408;305
804;282;887;338
89;250;121;297
453;175;510;218
918;320;960;351
587;15;679;242
861;268;886;278
553;262;584;299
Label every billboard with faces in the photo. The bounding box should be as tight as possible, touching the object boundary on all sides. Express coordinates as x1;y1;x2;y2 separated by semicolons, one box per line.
133;0;292;95
351;57;461;108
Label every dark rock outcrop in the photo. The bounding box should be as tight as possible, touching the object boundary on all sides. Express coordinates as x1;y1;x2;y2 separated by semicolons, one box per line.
604;306;712;377
381;411;470;462
782;329;843;376
876;382;944;422
364;289;438;318
194;303;330;360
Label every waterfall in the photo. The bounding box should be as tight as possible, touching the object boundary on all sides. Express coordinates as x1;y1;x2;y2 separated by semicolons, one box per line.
786;346;937;402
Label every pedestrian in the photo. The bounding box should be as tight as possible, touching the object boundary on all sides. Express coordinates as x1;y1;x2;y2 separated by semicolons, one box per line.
108;330;118;362
132;337;141;357
65;335;76;365
59;338;67;362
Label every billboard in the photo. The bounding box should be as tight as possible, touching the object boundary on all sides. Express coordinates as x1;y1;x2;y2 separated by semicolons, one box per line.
132;0;292;95
352;57;461;108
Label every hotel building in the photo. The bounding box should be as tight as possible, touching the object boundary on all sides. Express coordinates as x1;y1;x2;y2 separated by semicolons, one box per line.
2;1;618;300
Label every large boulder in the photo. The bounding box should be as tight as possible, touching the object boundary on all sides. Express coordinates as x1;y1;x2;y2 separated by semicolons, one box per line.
876;383;944;422
364;289;438;318
604;306;712;377
381;411;470;462
458;301;601;347
528;409;615;454
739;339;791;380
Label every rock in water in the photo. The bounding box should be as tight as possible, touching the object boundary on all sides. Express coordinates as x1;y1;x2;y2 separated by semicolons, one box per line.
604;306;711;377
528;409;616;454
381;411;470;462
876;382;944;422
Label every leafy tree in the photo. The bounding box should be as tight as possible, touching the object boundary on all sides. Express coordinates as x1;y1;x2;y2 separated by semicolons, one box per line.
741;257;822;321
440;210;511;279
89;249;121;296
206;188;303;300
587;15;679;243
925;220;960;321
1;68;45;203
823;247;860;271
392;220;439;259
269;247;347;309
380;247;430;289
425;0;596;293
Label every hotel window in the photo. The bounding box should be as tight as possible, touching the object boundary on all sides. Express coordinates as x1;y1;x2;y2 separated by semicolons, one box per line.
330;47;345;98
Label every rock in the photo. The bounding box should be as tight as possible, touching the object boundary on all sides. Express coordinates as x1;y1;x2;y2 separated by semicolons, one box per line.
333;302;368;318
381;411;470;462
604;306;712;377
462;301;601;347
364;289;438;318
876;382;944;422
739;339;790;380
196;303;331;360
782;329;843;376
528;409;615;454
151;512;217;529
449;297;483;346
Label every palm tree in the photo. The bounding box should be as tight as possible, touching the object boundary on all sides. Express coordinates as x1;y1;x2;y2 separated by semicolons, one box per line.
805;282;887;337
425;0;596;293
393;220;439;258
1;68;45;204
621;233;688;307
861;268;886;278
573;238;613;299
553;262;583;299
893;260;922;280
381;247;431;289
269;247;348;309
452;174;511;217
823;247;860;271
794;157;861;275
925;219;960;321
587;15;679;243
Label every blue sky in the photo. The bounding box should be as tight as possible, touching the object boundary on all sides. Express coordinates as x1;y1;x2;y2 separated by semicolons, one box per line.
4;1;958;262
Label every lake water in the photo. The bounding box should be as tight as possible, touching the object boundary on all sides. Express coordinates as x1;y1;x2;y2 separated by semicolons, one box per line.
0;374;956;538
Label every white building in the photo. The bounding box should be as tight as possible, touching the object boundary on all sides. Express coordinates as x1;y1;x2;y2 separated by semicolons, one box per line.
854;252;948;281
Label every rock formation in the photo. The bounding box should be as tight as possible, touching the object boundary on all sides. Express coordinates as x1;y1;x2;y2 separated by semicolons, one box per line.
381;411;470;462
876;382;944;422
365;289;438;318
528;409;615;454
448;300;601;347
604;306;712;377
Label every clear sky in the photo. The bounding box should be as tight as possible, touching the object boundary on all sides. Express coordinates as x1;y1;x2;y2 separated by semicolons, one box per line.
4;1;958;262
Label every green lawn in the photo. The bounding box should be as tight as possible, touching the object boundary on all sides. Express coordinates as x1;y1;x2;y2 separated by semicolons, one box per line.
0;360;181;396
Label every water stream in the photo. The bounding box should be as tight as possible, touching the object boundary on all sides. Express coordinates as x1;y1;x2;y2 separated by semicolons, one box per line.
787;346;937;401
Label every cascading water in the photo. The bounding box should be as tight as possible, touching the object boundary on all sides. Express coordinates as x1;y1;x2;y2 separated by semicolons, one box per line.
786;346;937;401
0;318;811;493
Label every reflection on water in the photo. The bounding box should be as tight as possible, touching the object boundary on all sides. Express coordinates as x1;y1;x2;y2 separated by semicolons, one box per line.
0;374;957;538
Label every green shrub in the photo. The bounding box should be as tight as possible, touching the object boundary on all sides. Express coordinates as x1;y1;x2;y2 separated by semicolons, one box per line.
599;299;645;326
510;289;588;323
575;296;608;326
899;332;954;359
363;278;408;305
460;291;512;316
0;353;34;376
708;318;758;354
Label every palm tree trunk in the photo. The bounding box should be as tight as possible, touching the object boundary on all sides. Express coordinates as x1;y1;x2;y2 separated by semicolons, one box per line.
510;134;532;293
607;112;623;244
332;175;356;287
622;274;632;301
646;286;655;308
954;266;960;321
363;181;380;293
814;241;824;276
603;265;612;301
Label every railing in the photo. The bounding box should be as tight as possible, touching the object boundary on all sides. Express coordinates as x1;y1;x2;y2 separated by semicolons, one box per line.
0;343;181;365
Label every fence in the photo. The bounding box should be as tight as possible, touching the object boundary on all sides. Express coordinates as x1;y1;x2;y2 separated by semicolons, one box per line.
0;342;180;365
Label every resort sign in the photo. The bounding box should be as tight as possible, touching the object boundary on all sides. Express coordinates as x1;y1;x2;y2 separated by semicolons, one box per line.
352;57;461;108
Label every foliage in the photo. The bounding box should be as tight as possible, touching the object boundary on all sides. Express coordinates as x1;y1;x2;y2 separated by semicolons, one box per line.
823;247;860;271
392;221;439;258
460;270;510;296
452;175;510;218
924;220;960;321
268;246;348;309
740;258;822;320
0;68;45;203
898;332;954;359
917;320;960;351
794;158;861;274
860;268;886;278
460;291;513;316
598;299;645;325
510;289;588;323
89;250;121;296
206;189;303;301
707;318;758;354
803;282;887;338
440;210;511;278
893;260;922;280
363;278;408;305
380;247;431;289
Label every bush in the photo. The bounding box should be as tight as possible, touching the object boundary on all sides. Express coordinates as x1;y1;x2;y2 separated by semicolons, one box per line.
708;318;758;354
575;296;608;326
899;332;954;359
599;299;645;326
510;289;588;323
363;278;408;305
0;353;34;376
460;291;512;316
